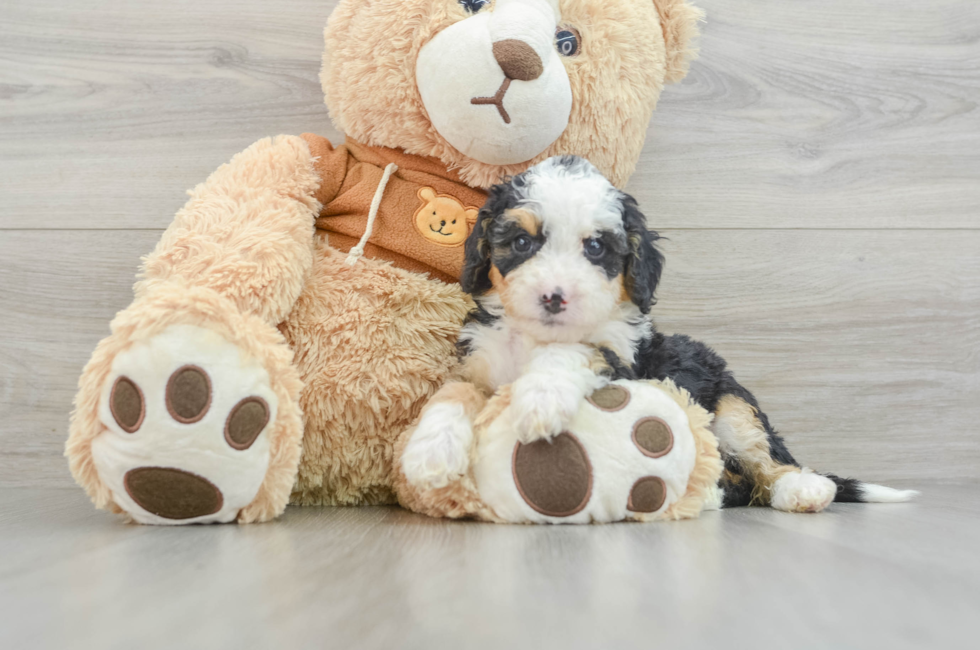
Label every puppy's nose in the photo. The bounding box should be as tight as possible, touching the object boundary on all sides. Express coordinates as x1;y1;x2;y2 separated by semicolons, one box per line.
541;291;566;315
492;39;544;81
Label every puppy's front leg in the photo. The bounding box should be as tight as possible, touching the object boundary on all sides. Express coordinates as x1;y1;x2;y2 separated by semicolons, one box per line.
402;382;487;490
511;344;604;443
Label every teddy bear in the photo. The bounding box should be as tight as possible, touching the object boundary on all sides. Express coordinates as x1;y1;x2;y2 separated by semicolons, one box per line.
66;0;704;524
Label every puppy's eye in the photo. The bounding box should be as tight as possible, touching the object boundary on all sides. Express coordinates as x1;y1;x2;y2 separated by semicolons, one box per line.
556;27;581;57
513;235;533;253
583;238;604;258
459;0;489;14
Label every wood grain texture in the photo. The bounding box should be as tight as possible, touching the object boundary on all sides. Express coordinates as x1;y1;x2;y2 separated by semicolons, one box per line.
638;0;980;228
1;0;977;229
1;485;977;649
1;230;977;487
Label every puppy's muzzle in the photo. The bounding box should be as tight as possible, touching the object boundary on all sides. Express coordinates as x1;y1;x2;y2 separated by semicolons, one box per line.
541;291;567;315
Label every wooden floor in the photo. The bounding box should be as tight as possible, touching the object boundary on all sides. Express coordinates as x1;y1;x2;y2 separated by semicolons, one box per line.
0;483;976;649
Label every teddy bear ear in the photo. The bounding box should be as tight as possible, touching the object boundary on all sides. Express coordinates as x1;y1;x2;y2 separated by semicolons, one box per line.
465;208;479;224
418;187;437;202
652;0;705;85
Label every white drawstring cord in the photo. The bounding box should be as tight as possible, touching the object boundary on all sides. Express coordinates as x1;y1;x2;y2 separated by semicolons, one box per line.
345;162;398;266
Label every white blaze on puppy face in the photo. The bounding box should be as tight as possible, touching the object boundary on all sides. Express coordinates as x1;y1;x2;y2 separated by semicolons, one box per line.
489;157;629;342
416;0;573;165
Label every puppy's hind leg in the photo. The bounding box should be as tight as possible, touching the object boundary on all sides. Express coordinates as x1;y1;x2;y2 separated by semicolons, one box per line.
401;382;487;490
712;393;836;513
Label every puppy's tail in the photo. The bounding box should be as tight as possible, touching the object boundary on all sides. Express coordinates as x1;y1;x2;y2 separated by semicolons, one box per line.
825;474;919;503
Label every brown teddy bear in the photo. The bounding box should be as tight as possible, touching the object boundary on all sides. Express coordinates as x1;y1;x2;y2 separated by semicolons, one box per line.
66;0;704;524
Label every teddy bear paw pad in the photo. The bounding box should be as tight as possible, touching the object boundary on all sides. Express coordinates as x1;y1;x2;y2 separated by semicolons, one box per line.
627;476;667;513
93;324;277;525
512;432;593;517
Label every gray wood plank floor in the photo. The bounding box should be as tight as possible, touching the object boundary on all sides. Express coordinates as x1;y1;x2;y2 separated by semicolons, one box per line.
1;483;976;650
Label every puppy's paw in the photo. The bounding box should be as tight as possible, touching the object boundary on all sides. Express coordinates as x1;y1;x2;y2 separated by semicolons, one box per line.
402;403;474;490
771;469;836;513
511;380;581;443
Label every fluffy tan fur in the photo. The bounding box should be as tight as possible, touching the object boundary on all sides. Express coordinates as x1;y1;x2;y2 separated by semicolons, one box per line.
66;135;320;523
322;0;701;189
281;237;473;506
654;0;705;84
138;136;321;326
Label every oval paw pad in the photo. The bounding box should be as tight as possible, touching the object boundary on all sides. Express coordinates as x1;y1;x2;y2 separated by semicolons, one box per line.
124;467;224;520
110;376;145;433
166;365;212;423
632;417;673;458
587;385;630;411
225;397;270;451
512;432;592;517
628;476;667;513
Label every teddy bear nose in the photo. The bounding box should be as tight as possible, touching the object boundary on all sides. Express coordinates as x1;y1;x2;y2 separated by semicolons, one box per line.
492;39;543;81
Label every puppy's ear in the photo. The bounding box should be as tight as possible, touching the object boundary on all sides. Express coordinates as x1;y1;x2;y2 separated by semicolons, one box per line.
461;209;493;295
620;193;665;313
461;181;513;294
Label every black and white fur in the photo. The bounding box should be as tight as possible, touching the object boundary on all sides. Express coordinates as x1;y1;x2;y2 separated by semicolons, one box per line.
403;156;917;511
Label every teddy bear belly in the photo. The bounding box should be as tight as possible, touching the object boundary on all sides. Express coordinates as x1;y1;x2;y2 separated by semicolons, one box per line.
280;233;471;506
472;381;698;524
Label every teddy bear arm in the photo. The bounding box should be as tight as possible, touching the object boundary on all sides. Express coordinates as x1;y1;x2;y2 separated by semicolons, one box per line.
67;135;323;524
137;134;323;326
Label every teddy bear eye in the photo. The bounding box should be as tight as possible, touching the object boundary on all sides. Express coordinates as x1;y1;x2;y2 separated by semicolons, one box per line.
556;27;581;57
459;0;489;14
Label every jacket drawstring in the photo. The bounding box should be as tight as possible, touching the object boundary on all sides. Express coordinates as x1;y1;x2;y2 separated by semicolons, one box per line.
345;163;398;266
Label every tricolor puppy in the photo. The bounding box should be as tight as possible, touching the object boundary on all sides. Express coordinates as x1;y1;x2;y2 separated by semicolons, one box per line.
402;156;917;513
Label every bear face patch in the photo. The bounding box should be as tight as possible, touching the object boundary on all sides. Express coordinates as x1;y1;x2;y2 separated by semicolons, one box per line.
414;187;479;247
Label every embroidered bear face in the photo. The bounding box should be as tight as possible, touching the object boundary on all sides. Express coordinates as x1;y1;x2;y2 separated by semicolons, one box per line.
414;187;480;246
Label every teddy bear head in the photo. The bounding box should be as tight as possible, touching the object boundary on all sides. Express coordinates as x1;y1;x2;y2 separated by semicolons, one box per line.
322;0;702;189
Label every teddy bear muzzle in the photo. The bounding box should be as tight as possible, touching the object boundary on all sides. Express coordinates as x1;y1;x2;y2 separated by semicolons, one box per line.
416;0;572;166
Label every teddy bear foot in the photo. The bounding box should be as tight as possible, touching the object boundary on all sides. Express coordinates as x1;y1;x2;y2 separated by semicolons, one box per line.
92;324;280;525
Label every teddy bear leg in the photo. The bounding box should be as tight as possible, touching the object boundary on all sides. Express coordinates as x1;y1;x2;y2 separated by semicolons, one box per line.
67;135;321;524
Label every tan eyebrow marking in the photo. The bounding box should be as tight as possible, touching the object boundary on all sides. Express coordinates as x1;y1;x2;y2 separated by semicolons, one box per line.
501;208;541;237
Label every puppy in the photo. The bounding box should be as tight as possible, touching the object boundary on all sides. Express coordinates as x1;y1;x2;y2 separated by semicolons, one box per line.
402;156;917;513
